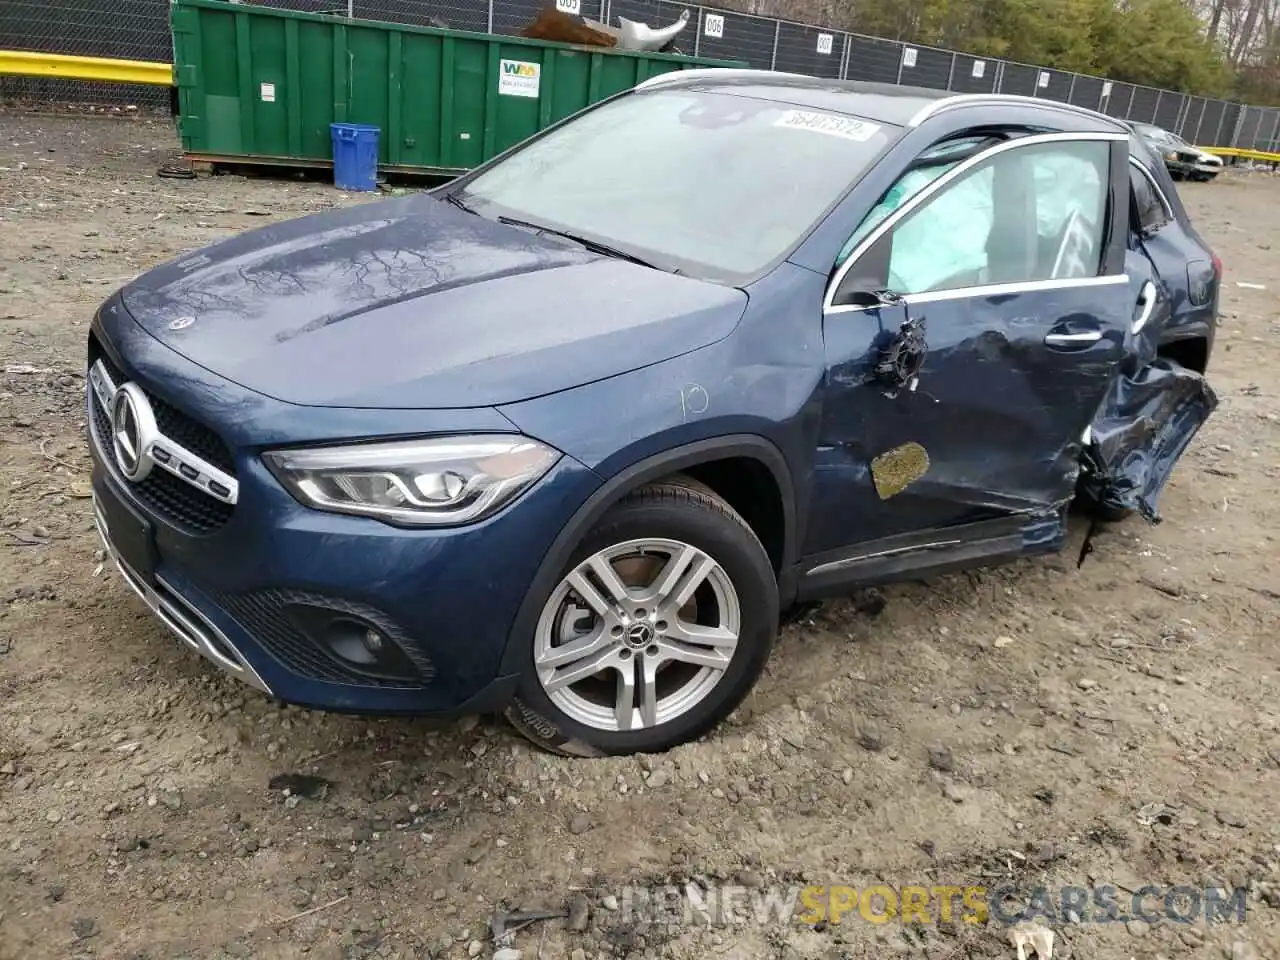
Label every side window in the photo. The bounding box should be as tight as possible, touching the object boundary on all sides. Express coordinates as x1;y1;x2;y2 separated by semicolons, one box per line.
833;139;1111;303
833;135;994;267
1130;164;1171;235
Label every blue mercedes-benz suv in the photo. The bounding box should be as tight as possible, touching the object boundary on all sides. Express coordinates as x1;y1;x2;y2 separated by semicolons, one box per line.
88;72;1219;756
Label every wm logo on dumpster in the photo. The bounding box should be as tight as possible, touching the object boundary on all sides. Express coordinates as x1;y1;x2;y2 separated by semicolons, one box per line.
498;59;541;98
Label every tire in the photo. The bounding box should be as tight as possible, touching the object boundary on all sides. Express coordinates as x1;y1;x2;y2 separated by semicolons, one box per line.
505;477;779;757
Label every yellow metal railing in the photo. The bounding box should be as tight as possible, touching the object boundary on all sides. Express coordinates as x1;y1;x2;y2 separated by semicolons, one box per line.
0;50;173;86
1200;145;1280;163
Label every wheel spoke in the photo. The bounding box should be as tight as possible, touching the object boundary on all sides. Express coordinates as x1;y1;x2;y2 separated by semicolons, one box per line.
653;546;717;611
587;555;632;606
666;620;739;650
650;544;698;599
535;627;614;670
638;655;660;728
614;657;637;732
566;569;613;617
655;639;733;671
543;646;617;692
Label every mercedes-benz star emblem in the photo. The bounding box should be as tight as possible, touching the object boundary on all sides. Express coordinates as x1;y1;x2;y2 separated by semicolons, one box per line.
111;383;159;483
625;621;655;648
168;315;196;331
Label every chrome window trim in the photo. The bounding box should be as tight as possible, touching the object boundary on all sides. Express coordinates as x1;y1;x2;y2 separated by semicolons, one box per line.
825;274;1131;315
823;130;1128;315
906;274;1128;311
89;358;240;506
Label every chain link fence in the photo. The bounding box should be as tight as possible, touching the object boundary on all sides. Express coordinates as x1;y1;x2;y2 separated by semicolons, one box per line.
3;0;1279;154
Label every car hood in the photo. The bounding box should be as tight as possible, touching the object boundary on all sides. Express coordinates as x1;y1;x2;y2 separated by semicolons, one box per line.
119;194;748;409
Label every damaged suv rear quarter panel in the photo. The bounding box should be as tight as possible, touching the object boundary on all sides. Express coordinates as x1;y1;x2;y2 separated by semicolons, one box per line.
1079;136;1221;521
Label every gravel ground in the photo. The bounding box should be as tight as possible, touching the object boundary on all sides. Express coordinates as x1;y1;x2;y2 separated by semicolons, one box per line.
1;111;1278;960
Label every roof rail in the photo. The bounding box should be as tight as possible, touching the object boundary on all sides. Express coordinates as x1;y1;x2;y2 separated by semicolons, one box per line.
907;93;1124;128
634;67;810;91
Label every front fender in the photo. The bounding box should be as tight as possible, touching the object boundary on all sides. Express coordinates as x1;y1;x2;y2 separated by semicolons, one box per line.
494;432;800;678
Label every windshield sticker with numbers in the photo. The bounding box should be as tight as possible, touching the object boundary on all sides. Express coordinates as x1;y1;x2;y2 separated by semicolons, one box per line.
773;109;880;142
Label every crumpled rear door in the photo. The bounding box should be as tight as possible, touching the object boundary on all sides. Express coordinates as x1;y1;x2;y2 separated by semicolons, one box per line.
1077;243;1218;522
1079;359;1217;521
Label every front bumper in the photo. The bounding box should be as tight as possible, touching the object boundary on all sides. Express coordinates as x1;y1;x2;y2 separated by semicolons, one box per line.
92;487;272;695
86;309;596;715
1165;155;1221;177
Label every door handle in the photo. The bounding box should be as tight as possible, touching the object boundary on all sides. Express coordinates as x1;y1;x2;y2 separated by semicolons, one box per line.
1132;281;1158;334
1044;330;1102;347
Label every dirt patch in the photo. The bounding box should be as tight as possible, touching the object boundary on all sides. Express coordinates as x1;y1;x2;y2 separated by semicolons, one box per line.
1;112;1278;960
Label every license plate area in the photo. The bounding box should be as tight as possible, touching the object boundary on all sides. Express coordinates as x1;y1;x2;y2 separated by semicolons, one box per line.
93;471;158;585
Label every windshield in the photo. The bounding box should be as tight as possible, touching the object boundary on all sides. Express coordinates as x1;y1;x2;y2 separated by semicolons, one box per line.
1138;124;1185;146
455;87;895;282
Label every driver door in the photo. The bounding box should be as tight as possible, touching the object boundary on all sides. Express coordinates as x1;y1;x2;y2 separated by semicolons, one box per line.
802;131;1136;588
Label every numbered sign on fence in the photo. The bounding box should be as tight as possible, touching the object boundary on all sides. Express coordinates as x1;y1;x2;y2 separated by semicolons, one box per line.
555;0;580;13
972;60;985;79
816;33;833;55
703;13;724;38
902;47;917;68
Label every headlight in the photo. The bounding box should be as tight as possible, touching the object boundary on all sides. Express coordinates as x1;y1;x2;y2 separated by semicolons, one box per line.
263;435;560;527
1164;151;1178;161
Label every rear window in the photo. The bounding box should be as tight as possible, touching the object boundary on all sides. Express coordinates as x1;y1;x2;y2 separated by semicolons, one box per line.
459;88;896;282
1130;163;1172;234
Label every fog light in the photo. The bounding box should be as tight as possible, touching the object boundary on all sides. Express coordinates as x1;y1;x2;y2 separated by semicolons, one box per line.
280;601;429;684
322;618;380;666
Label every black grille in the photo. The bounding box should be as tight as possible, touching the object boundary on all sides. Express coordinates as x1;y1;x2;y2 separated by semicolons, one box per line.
208;588;435;689
89;334;235;476
150;393;235;475
88;334;235;535
90;388;234;535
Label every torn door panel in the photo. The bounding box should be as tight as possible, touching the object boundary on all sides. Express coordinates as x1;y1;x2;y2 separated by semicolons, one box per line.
1079;358;1218;522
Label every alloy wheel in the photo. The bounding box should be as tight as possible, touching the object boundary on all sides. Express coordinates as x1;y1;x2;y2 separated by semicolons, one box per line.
532;537;741;733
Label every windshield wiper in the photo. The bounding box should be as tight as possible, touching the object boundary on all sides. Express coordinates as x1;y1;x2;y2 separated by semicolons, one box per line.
495;215;663;270
442;192;476;214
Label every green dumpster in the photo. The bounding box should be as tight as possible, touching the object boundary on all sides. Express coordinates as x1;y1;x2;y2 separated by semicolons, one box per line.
171;0;746;176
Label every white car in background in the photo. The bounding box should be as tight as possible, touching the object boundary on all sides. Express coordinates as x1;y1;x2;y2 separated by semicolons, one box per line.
1132;122;1225;181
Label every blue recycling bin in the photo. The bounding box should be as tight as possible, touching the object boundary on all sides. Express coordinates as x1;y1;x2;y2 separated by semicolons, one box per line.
330;122;380;191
